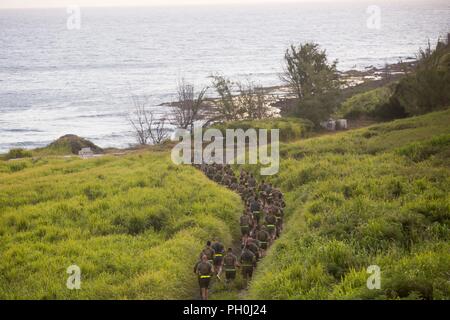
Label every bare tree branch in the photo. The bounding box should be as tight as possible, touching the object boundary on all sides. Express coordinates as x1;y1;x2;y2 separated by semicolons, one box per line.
128;95;150;145
171;79;208;133
128;95;169;145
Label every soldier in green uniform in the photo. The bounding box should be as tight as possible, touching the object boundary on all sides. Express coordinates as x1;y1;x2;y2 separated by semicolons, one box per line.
199;241;215;265
256;226;270;257
223;248;239;284
194;254;214;300
240;245;256;288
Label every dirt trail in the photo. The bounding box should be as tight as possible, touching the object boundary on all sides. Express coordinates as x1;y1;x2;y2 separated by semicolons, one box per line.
194;164;285;300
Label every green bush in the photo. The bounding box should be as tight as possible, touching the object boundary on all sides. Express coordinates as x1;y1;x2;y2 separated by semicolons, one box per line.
387;39;450;117
33;134;103;156
393;69;450;116
339;39;450;121
8;161;29;173
4;149;32;160
338;86;404;120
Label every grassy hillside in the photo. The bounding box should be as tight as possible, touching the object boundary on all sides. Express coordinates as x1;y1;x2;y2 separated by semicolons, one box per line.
0;135;104;161
0;151;242;299
337;86;395;120
33;134;104;156
246;109;450;299
1;110;448;300
337;39;449;122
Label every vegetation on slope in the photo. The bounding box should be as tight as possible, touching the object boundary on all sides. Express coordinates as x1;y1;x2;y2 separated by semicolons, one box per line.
1;148;33;161
337;37;449;123
337;85;405;120
213;118;314;142
33;134;104;156
245;109;450;299
392;39;450;116
0;152;242;299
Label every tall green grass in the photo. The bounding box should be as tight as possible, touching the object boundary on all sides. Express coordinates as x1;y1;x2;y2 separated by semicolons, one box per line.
246;109;450;300
213;118;314;142
2;109;449;300
0;152;243;299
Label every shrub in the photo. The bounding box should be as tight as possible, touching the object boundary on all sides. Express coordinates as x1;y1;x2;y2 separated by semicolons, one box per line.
338;86;401;120
4;148;33;160
388;39;450;117
8;161;28;173
34;135;103;156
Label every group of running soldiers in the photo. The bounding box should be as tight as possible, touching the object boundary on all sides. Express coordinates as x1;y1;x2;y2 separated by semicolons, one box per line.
193;163;285;300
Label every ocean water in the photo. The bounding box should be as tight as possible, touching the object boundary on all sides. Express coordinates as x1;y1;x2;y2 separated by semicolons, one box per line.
0;1;449;152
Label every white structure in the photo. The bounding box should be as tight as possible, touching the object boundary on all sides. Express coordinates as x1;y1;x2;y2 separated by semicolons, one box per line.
78;147;94;158
320;118;348;131
336;119;348;130
320;119;336;131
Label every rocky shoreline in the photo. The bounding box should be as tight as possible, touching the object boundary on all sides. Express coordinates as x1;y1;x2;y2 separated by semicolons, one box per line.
160;60;416;118
1;60;416;157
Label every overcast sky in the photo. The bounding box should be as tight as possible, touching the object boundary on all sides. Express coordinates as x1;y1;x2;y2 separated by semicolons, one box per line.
0;0;418;9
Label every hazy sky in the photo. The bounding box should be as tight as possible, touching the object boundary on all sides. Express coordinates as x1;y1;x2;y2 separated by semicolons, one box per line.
2;0;320;9
0;0;415;9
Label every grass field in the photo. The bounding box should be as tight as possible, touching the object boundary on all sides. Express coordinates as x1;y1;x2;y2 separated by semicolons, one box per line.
1;109;449;300
245;109;450;299
0;151;242;299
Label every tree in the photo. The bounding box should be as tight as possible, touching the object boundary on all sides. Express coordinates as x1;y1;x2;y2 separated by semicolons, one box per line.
390;36;450;116
128;95;150;145
211;75;271;122
172;79;208;133
237;80;270;120
211;75;242;121
128;95;169;145
281;43;340;124
382;62;392;84
147;112;169;145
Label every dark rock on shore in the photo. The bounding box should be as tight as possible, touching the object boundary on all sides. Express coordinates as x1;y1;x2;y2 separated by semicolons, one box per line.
48;134;103;155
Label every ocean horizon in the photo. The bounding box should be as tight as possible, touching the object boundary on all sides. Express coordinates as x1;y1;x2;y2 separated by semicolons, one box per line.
1;1;449;153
